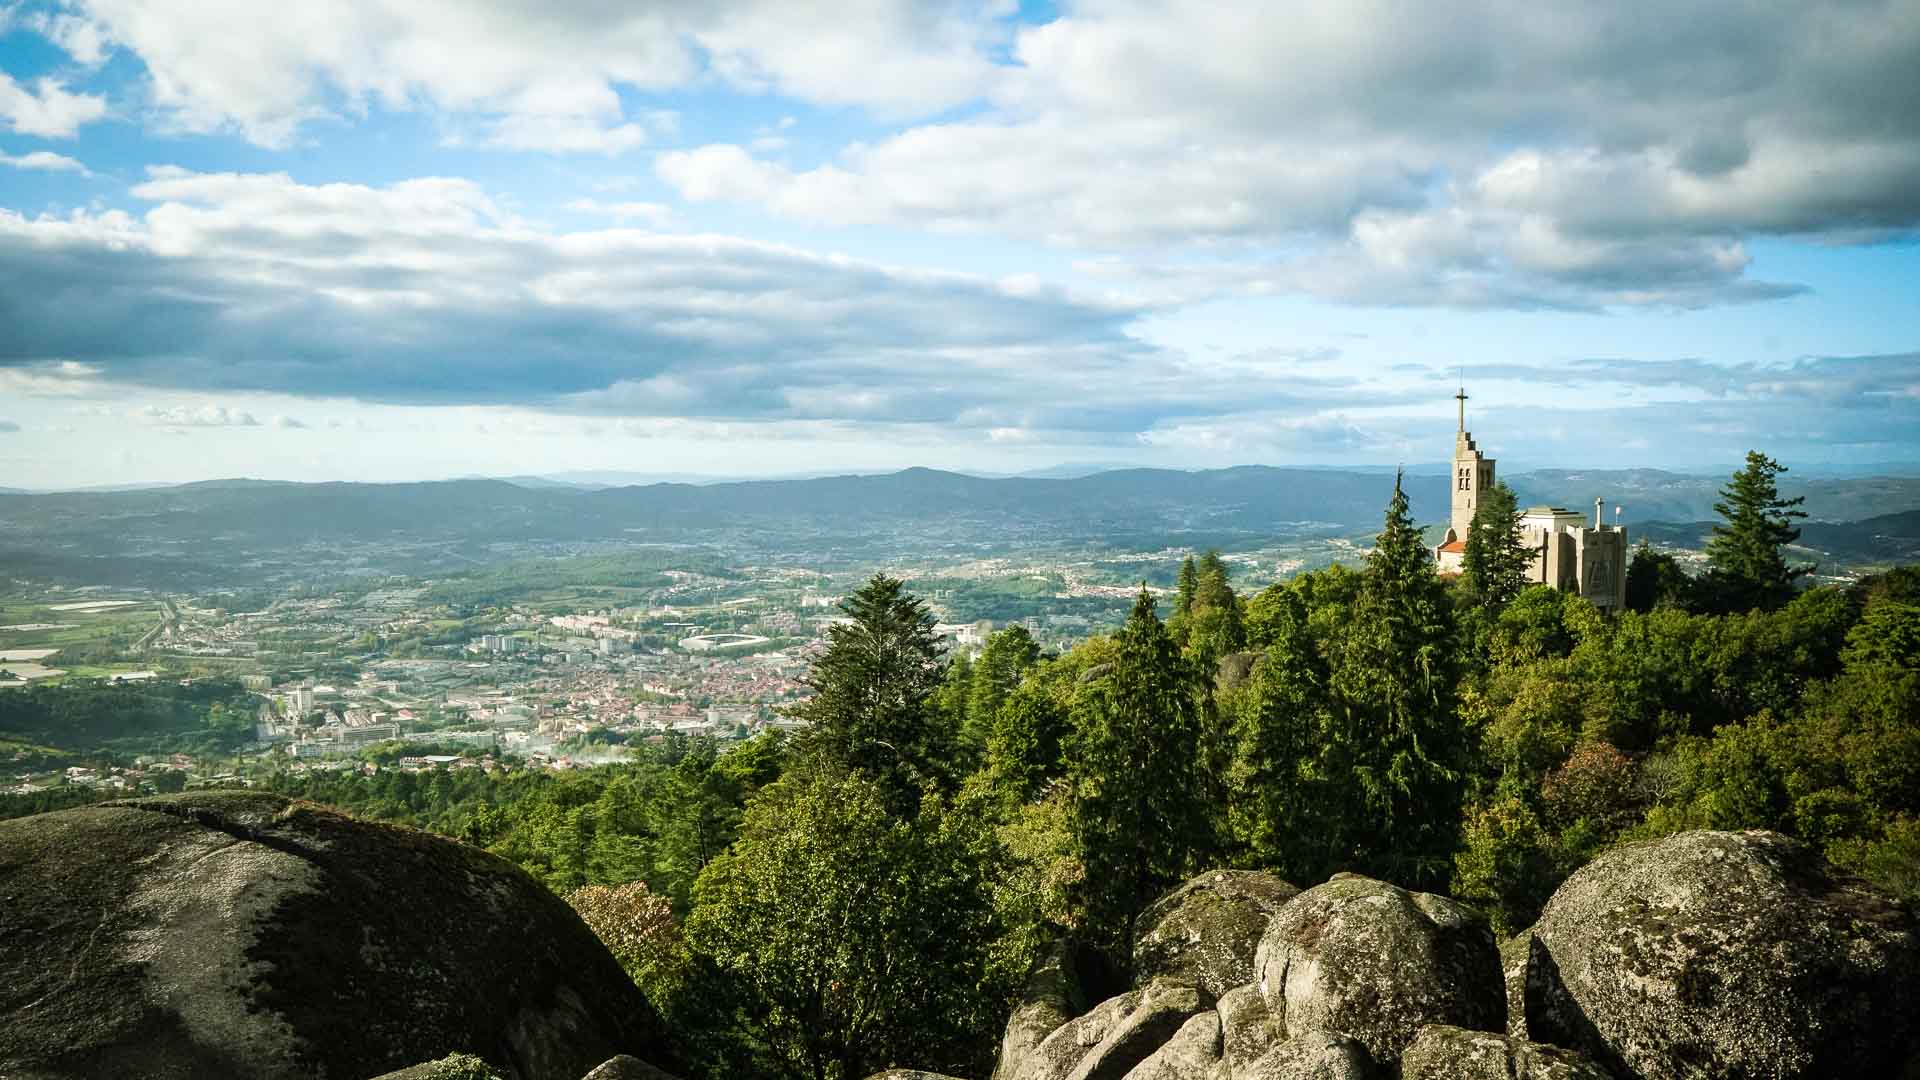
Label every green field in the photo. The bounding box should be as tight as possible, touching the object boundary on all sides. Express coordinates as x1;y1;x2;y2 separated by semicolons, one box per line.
0;597;164;681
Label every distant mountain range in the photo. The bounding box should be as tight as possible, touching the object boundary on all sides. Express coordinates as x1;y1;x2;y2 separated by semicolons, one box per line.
2;466;1916;587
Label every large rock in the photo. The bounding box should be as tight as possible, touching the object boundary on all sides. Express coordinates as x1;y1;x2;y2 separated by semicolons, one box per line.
1122;1010;1221;1080
1065;982;1209;1080
997;940;1093;1080
1136;870;1300;998
1399;1025;1612;1080
1014;989;1146;1080
0;793;675;1080
1252;873;1504;1066
1213;985;1282;1076
1231;1031;1371;1079
1523;829;1920;1080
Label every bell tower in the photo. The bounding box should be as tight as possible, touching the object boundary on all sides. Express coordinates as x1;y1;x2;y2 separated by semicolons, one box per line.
1449;384;1494;544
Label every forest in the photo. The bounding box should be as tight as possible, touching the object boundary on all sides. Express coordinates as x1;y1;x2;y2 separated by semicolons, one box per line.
10;452;1916;1080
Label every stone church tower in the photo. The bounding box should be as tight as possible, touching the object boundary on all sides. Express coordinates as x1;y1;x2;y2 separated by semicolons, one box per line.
1436;385;1491;572
1430;384;1628;609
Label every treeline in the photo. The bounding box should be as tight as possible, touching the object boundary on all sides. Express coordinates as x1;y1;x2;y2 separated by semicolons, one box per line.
0;679;257;755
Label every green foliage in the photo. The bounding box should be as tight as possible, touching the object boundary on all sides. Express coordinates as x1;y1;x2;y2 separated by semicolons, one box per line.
1066;590;1212;961
688;770;1006;1080
1625;541;1693;612
789;575;953;814
1705;451;1810;612
0;678;258;755
1462;481;1529;608
983;680;1068;805
967;624;1043;750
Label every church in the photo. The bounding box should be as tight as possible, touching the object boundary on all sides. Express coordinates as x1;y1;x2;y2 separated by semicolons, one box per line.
1432;387;1628;610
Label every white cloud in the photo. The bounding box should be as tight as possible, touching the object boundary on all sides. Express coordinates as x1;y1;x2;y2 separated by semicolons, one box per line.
270;414;307;429
133;404;260;427
61;0;1010;149
656;1;1920;309
564;199;674;227
0;72;108;137
0;150;91;175
0;420;20;433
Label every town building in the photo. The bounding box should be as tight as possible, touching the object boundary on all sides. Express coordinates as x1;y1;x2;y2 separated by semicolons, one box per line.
1433;387;1628;609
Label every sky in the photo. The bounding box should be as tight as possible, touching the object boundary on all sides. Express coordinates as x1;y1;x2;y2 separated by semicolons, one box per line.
0;0;1917;489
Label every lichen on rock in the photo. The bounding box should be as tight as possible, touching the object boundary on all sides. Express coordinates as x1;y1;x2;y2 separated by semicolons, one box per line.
1252;872;1505;1067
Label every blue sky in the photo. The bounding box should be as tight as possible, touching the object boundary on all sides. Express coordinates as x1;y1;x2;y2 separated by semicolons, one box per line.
1;0;1917;488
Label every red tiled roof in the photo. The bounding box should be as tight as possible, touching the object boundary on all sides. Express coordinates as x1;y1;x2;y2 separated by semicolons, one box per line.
1436;539;1467;553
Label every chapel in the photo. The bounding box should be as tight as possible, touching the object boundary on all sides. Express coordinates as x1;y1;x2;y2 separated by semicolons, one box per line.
1432;386;1628;609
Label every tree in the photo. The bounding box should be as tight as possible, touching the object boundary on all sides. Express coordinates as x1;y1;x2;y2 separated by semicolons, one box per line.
687;771;1003;1080
788;575;950;813
1625;541;1693;612
1066;589;1211;960
1705;451;1810;612
1224;588;1338;879
1325;471;1465;886
1184;551;1246;667
967;625;1042;744
1174;556;1199;619
984;680;1069;805
1462;481;1529;608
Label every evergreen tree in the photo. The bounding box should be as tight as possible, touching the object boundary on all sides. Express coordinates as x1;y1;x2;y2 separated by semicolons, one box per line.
1462;481;1529;607
967;625;1042;743
1066;589;1211;961
788;575;950;814
1184;550;1246;668
984;681;1069;805
1625;541;1693;612
1174;556;1199;619
1326;471;1464;886
1705;451;1810;612
1224;588;1340;879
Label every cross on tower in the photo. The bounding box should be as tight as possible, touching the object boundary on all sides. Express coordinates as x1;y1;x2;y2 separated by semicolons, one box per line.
1455;384;1469;433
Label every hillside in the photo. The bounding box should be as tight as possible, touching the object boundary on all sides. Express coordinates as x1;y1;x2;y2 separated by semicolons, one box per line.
3;467;1918;586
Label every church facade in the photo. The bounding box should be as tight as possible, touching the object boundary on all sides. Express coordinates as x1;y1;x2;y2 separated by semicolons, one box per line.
1433;388;1628;610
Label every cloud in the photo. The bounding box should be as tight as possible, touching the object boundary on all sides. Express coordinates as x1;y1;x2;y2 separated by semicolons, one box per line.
270;414;307;429
0;73;108;137
57;0;1011;149
657;1;1920;310
0;420;20;433
0;168;1243;437
564;199;674;227
133;404;261;427
0;150;91;175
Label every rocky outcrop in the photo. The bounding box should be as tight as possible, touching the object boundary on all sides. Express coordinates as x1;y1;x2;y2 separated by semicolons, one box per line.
977;834;1919;1080
1213;985;1282;1076
1232;1031;1371;1079
1253;873;1505;1066
1518;830;1920;1080
1135;870;1300;998
0;792;676;1080
1399;1026;1612;1079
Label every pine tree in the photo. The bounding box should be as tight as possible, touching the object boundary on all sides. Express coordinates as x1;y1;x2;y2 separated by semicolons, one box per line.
1326;471;1463;886
1705;451;1810;612
1184;550;1246;669
1225;588;1340;880
788;574;951;814
1462;480;1529;607
1174;556;1199;619
1066;589;1211;960
967;624;1042;743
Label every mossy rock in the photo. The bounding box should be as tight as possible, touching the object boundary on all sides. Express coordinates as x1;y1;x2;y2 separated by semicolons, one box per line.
1135;869;1300;999
1525;830;1920;1080
0;792;677;1079
1253;872;1504;1067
